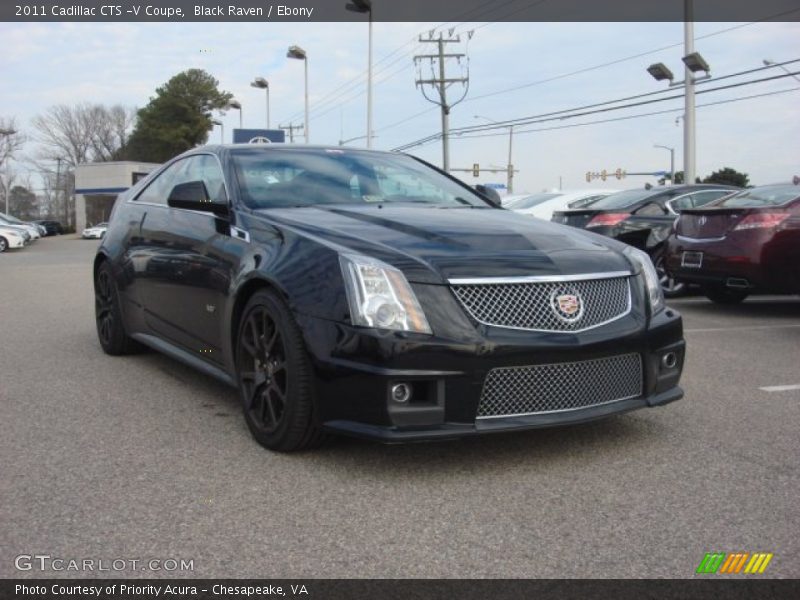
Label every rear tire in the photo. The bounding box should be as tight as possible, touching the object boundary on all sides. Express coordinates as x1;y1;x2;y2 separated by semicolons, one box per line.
94;261;141;355
235;289;323;452
704;286;749;305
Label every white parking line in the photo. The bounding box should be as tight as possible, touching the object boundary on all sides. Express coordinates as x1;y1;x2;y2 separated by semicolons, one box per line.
685;324;800;333
759;384;800;393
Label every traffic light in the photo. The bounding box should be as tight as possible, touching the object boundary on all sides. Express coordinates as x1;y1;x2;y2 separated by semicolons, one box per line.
472;163;480;177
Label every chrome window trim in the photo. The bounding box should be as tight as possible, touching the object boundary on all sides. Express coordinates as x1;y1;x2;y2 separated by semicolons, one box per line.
448;271;632;285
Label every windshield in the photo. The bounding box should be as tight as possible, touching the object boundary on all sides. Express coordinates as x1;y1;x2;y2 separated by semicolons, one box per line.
714;185;800;208
231;148;489;209
587;189;660;210
507;193;562;210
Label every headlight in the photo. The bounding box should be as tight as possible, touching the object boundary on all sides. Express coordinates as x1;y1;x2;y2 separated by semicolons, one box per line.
623;246;664;314
340;254;432;334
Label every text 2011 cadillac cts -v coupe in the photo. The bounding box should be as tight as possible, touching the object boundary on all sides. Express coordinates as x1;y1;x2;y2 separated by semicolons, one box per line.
94;145;685;451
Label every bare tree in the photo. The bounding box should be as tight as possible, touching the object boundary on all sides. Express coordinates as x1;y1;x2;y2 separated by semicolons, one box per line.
0;117;25;214
30;104;135;229
0;117;24;167
32;103;135;168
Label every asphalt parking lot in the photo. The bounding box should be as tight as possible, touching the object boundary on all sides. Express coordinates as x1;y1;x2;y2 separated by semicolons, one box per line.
1;236;798;579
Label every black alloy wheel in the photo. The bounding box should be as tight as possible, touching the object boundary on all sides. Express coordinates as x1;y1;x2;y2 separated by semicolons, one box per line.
236;289;323;451
94;261;140;355
0;237;8;253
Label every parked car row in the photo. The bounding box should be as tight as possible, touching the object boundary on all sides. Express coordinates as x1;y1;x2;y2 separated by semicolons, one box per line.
504;189;618;220
0;212;46;253
549;182;800;302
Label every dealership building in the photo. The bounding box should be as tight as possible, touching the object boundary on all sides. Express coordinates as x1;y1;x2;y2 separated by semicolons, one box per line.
74;161;159;232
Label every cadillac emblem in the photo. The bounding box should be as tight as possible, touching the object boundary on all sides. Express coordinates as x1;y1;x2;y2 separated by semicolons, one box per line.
551;288;584;322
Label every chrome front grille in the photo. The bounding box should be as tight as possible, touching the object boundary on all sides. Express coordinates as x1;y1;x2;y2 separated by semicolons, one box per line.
477;353;643;418
450;274;632;332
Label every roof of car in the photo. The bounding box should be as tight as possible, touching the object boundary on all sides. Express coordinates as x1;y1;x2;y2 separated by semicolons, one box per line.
200;144;398;156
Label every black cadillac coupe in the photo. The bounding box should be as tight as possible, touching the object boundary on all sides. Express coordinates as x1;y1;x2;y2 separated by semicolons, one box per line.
94;145;685;451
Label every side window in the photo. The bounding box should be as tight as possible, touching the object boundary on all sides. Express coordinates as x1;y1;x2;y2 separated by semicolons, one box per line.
634;202;667;216
164;155;229;205
693;190;730;207
133;159;188;205
669;195;695;213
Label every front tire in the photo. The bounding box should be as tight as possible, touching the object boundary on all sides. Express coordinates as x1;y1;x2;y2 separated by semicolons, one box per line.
0;237;8;253
235;289;323;452
704;286;749;305
94;261;140;355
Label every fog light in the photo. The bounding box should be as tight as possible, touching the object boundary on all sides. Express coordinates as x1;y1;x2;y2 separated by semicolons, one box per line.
662;352;678;369
391;383;412;403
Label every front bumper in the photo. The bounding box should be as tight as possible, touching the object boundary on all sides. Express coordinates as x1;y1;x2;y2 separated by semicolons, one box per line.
3;235;27;249
298;298;685;442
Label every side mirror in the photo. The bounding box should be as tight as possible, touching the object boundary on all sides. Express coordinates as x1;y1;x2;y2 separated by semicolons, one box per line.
474;184;502;207
167;181;228;216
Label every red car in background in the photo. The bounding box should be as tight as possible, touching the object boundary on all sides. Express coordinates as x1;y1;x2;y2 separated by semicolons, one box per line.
665;183;800;304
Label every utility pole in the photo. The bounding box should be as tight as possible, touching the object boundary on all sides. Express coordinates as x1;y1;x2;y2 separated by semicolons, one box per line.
414;31;471;172
56;158;67;229
279;123;304;144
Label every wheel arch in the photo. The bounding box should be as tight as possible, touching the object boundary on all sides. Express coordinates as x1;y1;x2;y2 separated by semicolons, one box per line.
93;250;111;279
230;276;291;355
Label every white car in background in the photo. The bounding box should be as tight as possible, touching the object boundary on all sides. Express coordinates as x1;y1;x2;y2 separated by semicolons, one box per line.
506;189;618;220
0;224;30;252
81;222;109;239
0;212;41;240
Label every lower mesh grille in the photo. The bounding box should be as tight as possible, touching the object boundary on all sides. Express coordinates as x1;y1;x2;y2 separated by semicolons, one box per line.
477;354;643;418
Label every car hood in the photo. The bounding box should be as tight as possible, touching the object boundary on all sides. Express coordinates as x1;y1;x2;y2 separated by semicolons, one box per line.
254;205;632;283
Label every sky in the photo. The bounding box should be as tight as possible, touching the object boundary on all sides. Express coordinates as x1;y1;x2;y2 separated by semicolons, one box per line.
1;19;799;193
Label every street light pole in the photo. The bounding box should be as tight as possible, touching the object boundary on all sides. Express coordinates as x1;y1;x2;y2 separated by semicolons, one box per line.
212;119;224;143
228;100;243;129
683;0;696;185
654;144;675;185
287;45;309;143
250;78;271;128
367;9;373;148
346;1;374;147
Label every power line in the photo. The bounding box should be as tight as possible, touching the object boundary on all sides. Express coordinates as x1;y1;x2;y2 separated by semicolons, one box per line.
434;87;800;143
391;68;800;151
445;58;800;134
376;16;795;136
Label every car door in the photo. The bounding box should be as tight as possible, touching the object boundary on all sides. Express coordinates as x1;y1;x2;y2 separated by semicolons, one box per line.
137;154;243;364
